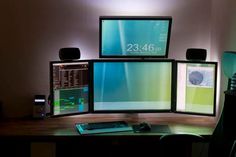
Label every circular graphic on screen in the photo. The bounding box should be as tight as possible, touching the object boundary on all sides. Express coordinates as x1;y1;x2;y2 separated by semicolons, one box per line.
189;71;204;85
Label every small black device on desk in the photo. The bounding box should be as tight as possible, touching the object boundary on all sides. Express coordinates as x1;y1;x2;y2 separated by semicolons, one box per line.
133;122;152;132
33;95;46;119
133;122;171;133
139;122;152;131
75;121;133;135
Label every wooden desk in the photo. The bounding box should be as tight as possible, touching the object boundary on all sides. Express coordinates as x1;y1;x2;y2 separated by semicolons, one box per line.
0;113;216;138
0;114;216;157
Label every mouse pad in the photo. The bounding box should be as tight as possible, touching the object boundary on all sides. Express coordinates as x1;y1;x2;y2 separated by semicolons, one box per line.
132;124;171;133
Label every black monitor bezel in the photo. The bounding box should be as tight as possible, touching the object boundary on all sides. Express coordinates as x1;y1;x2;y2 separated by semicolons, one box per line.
49;60;91;117
173;60;217;116
90;59;175;113
99;16;172;58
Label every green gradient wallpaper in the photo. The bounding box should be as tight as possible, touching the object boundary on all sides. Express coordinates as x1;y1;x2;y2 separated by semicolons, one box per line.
93;61;172;111
186;88;214;105
101;18;171;57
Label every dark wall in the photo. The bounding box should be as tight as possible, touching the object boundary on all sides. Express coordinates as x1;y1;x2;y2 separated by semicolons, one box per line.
0;0;220;117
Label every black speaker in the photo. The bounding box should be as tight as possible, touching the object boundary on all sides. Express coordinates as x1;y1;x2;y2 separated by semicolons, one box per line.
59;47;80;61
186;48;207;61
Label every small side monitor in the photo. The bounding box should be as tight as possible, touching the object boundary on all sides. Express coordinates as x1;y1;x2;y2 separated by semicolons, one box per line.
174;61;217;116
50;60;90;116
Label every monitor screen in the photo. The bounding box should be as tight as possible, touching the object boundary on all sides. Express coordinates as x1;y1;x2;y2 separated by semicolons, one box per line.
50;61;89;116
175;61;217;116
99;16;172;58
91;60;173;112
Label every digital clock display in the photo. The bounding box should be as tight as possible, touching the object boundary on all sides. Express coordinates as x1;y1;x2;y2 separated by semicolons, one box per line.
100;17;172;57
126;43;161;54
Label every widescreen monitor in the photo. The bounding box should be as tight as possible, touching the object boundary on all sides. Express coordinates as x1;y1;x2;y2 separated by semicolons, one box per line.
50;61;90;116
91;59;174;112
99;16;172;58
175;61;217;116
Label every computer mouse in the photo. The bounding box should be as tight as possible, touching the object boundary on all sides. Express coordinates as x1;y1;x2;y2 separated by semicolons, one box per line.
138;122;151;132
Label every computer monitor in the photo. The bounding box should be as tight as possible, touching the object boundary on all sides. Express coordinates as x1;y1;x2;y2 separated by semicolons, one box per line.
99;16;172;58
50;61;90;116
175;61;217;116
91;59;174;112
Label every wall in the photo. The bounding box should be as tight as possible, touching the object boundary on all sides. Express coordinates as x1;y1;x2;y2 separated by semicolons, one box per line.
211;0;236;116
0;0;213;117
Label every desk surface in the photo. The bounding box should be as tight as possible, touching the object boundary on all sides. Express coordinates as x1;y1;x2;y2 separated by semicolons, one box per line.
0;114;216;141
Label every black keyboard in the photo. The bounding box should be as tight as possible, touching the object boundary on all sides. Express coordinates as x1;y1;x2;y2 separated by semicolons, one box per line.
86;121;128;130
75;121;133;135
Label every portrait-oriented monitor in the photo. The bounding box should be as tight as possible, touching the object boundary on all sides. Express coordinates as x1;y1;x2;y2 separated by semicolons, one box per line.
91;59;174;112
50;61;89;116
99;16;172;58
175;61;217;116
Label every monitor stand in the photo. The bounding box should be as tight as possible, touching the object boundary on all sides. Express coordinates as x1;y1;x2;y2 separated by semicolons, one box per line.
122;113;140;123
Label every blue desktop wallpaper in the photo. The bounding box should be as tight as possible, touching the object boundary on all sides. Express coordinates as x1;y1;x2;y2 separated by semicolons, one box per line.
93;62;172;111
101;19;170;57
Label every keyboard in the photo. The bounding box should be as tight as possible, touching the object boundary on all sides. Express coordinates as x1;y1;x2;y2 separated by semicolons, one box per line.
75;121;133;135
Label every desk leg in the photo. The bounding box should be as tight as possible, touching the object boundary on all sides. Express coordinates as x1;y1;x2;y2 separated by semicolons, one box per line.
31;142;56;157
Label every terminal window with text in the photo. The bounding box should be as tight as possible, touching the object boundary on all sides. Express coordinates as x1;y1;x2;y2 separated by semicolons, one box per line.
91;60;173;112
50;61;89;116
99;16;172;58
175;61;217;116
